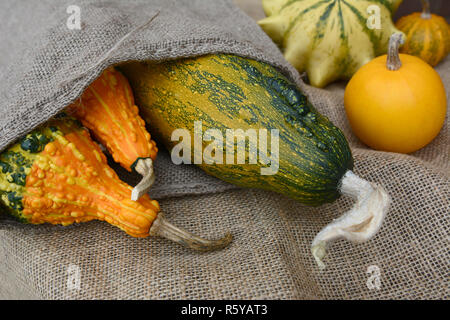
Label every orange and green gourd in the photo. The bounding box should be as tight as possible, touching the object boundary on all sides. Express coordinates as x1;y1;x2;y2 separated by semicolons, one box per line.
0;117;230;250
395;0;450;66
67;67;158;201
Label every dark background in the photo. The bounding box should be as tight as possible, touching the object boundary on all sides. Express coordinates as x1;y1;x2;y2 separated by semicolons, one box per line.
394;0;450;22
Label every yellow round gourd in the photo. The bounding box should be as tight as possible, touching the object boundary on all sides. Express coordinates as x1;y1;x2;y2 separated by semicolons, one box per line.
344;33;447;154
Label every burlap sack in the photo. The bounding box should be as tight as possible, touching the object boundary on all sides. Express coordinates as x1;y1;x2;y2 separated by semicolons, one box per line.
0;0;448;300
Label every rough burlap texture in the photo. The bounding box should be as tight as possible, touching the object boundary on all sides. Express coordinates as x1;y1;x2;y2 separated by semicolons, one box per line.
0;0;449;299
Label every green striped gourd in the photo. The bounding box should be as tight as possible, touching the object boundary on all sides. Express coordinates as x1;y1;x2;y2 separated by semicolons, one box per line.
119;54;391;268
258;0;403;87
396;0;450;66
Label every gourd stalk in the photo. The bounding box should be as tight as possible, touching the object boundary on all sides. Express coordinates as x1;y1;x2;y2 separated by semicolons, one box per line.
150;213;232;251
386;33;405;71
311;171;390;269
131;158;156;201
421;0;431;19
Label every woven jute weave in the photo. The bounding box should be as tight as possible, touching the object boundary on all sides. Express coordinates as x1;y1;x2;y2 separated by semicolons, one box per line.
0;0;448;299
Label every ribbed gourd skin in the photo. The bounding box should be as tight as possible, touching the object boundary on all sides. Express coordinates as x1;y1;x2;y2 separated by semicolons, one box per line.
258;0;403;87
120;54;353;206
396;12;450;67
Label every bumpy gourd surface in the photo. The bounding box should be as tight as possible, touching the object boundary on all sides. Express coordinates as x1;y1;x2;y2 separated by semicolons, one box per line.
121;54;353;206
258;0;402;87
67;67;158;171
0;119;159;237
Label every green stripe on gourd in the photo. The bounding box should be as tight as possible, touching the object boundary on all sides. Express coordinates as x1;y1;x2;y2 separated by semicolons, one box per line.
121;54;353;206
258;0;403;87
395;1;450;68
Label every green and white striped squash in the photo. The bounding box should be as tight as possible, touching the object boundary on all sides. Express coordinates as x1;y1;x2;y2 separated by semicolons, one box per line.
258;0;403;88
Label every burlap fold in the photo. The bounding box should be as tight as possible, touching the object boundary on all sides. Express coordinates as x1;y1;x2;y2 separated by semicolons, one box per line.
0;0;448;299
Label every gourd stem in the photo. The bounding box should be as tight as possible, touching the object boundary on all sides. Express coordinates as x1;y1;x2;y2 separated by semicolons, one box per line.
421;0;431;19
149;212;233;251
131;158;155;201
311;171;390;269
386;33;405;71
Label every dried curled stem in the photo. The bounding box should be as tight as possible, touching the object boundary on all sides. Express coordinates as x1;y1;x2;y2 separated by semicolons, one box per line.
386;33;405;71
149;212;233;251
311;171;391;269
131;158;156;201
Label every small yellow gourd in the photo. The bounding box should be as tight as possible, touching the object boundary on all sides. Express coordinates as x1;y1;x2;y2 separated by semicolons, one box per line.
344;33;447;154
